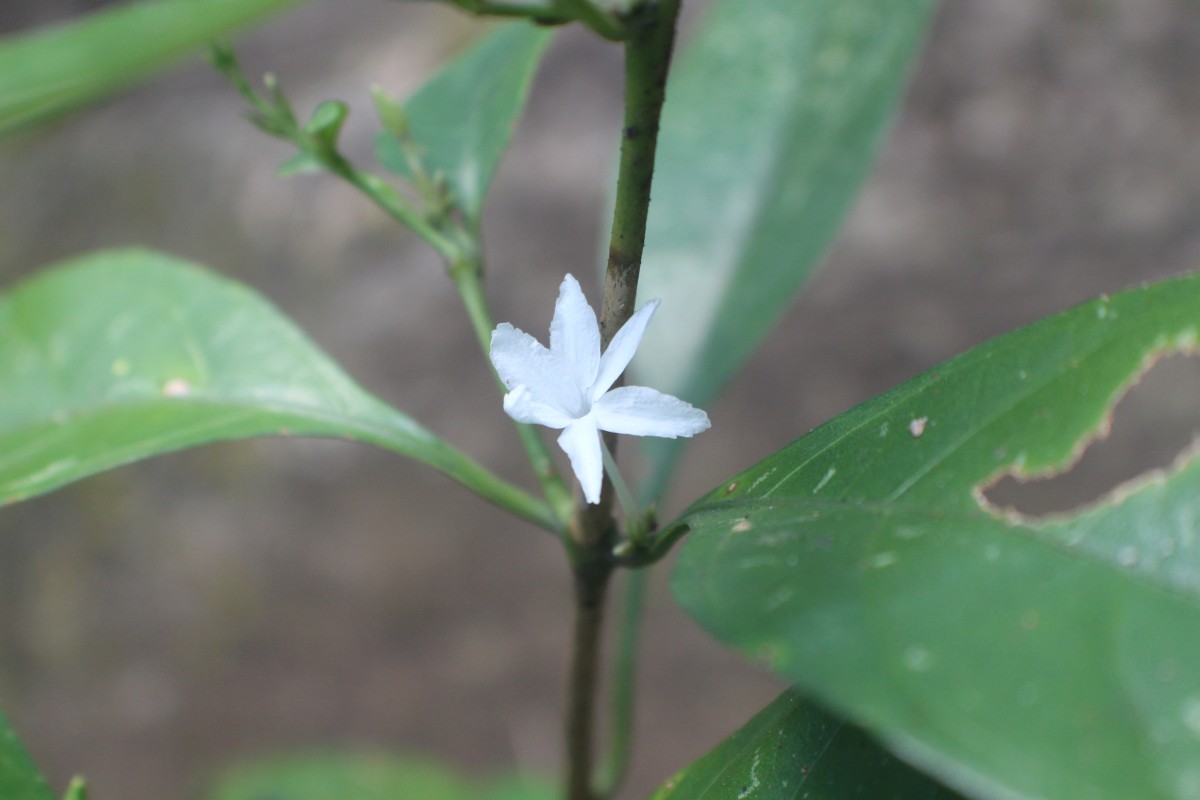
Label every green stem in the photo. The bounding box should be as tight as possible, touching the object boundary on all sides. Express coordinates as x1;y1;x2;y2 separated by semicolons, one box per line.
609;516;689;567
324;154;577;532
554;0;626;40
451;0;624;38
450;257;576;527
565;554;614;800
565;1;682;797
465;0;574;24
334;161;459;261
334;146;574;526
311;150;573;530
419;432;563;532
322;144;574;528
599;0;681;342
600;438;638;519
213;50;562;532
595;568;648;797
312;163;574;529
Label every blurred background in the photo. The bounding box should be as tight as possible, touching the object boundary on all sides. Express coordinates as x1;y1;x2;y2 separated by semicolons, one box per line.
1;0;1199;797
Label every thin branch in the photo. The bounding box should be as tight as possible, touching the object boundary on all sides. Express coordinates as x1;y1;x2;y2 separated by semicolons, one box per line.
211;48;563;531
465;0;574;24
450;257;576;527
595;568;648;797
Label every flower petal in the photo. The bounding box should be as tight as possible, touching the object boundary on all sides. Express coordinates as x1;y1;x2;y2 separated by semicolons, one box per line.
593;385;711;438
550;274;601;394
557;415;604;504
490;322;581;416
591;298;661;400
503;386;573;428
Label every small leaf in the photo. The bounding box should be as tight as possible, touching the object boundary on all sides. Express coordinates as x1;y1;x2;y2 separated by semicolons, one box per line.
0;249;553;529
205;753;555;800
649;689;964;800
0;0;307;135
277;149;323;176
370;84;409;139
375;22;553;224
303;99;349;153
670;274;1200;799
632;0;936;497
60;777;86;800
0;708;55;800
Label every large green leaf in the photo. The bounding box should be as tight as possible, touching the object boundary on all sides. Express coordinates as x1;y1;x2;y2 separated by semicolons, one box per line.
632;0;936;497
0;0;307;136
649;689;963;799
376;22;553;224
0;249;553;529
670;274;1200;799
0;708;54;800
206;753;554;800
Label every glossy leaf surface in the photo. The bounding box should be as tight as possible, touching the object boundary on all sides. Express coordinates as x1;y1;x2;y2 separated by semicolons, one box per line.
649;689;963;800
632;0;935;497
0;709;54;800
0;250;551;528
376;23;552;224
671;274;1200;799
0;0;305;135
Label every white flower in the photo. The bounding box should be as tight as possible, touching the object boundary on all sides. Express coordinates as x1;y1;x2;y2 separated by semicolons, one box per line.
490;274;710;504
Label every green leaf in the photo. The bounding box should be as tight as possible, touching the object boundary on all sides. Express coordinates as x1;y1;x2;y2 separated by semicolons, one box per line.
670;274;1200;799
375;23;553;224
303;99;350;153
0;249;554;530
649;689;964;800
277;149;323;176
632;0;935;497
206;753;554;800
60;777;86;800
207;755;467;800
0;0;307;136
0;708;54;800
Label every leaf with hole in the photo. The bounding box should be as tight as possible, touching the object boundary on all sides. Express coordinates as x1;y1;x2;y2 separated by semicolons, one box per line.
0;249;553;529
0;0;307;135
375;22;553;225
648;689;964;799
0;707;54;800
670;274;1200;799
631;0;936;498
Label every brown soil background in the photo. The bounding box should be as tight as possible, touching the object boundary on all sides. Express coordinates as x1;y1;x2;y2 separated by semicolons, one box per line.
1;0;1199;797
